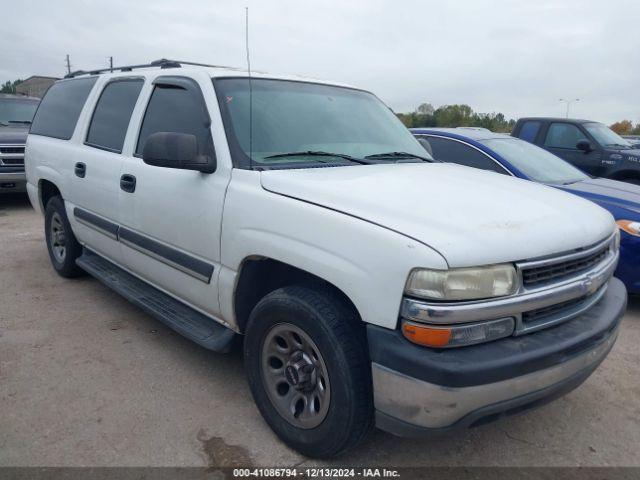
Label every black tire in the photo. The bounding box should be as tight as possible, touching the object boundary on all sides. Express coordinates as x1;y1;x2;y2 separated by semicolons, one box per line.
44;196;84;278
244;286;373;458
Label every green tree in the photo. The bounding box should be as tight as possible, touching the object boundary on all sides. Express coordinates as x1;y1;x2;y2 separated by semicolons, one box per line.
0;79;24;94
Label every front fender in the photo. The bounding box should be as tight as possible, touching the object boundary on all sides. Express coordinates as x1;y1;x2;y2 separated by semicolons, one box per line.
219;170;447;330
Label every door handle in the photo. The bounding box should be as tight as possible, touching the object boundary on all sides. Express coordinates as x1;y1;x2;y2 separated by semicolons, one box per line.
74;162;86;178
120;174;136;193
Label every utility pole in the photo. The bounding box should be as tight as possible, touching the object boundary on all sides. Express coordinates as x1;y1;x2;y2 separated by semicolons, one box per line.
109;56;113;72
65;54;72;75
559;98;579;118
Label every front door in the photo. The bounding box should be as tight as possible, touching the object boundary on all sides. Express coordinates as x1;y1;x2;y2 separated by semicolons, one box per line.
542;122;602;175
118;74;230;319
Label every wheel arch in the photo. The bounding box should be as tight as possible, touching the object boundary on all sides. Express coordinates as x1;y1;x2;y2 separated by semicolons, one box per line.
610;169;640;183
39;178;62;210
233;256;362;334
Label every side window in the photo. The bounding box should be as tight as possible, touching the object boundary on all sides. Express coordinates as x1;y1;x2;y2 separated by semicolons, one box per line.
518;121;541;143
86;79;144;153
136;81;213;157
426;136;507;174
544;123;587;149
30;77;97;140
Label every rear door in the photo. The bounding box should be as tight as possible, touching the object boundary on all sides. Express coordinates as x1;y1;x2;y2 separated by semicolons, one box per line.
117;73;230;319
418;135;511;174
69;77;144;263
541;122;602;175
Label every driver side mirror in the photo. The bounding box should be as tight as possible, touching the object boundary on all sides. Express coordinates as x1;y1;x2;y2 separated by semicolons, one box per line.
576;139;593;153
142;132;216;173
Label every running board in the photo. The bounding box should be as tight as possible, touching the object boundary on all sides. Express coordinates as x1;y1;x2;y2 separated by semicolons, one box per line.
76;249;235;352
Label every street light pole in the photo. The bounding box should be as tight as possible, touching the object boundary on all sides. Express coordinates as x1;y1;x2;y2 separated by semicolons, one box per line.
559;98;580;118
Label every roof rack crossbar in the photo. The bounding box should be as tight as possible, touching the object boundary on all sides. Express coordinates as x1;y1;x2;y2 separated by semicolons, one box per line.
63;58;240;79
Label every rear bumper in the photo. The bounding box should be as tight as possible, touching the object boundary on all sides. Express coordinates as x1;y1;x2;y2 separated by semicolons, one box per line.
369;277;627;435
0;170;26;192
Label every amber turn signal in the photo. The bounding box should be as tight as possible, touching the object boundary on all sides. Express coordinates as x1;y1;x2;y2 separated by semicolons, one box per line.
402;322;452;347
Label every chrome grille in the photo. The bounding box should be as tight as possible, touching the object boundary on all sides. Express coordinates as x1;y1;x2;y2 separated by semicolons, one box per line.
0;146;25;155
521;244;609;287
0;144;25;168
522;295;587;323
1;158;24;165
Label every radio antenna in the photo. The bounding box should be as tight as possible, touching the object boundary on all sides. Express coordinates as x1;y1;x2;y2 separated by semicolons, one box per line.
245;7;254;170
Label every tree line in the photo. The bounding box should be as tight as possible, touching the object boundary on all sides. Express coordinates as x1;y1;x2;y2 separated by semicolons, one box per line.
397;102;640;136
1;80;24;94
396;103;516;133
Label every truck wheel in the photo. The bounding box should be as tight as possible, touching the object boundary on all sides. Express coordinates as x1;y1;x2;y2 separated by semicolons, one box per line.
244;286;373;458
44;196;84;278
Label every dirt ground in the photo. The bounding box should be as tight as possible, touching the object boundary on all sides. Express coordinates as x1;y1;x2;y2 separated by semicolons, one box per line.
1;194;639;467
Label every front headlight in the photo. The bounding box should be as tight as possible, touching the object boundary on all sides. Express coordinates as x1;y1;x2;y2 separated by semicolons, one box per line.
617;220;640;238
405;264;518;301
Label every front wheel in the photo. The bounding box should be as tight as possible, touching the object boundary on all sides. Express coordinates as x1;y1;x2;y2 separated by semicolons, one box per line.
44;196;84;278
244;286;373;458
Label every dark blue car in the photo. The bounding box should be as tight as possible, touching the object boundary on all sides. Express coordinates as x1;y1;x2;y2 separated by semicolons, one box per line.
411;127;640;294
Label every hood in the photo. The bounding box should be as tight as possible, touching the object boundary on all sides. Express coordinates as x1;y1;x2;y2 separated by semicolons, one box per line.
558;177;640;217
260;163;615;268
0;125;29;145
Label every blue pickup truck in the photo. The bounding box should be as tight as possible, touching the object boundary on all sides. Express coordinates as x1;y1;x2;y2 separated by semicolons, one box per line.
412;127;640;294
512;117;640;185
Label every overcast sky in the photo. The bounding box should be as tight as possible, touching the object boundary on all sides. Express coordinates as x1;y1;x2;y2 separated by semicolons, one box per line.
3;0;638;124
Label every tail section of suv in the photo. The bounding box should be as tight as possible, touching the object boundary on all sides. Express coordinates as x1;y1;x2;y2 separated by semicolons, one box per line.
513;117;640;185
0;94;39;193
25;60;627;457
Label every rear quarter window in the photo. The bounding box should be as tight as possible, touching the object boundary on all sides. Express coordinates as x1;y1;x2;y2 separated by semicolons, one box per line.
518;121;541;143
30;77;97;140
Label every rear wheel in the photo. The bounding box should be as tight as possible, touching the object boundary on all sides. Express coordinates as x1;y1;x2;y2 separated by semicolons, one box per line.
44;196;84;278
244;286;373;458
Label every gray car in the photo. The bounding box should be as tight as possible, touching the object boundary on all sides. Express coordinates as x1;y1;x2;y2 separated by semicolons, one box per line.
0;94;40;193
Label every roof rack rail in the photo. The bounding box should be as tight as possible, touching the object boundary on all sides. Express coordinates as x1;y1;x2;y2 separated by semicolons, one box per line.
64;58;239;79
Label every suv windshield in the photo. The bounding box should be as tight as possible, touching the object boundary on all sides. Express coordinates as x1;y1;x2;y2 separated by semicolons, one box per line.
214;78;431;168
480;137;588;185
0;97;39;126
583;122;632;149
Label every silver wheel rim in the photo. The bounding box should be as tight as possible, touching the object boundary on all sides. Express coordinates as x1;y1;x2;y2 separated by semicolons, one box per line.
50;212;67;263
261;323;331;429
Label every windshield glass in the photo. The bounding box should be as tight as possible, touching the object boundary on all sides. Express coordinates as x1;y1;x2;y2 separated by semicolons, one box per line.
480;137;588;184
583;122;632;149
0;98;39;125
214;78;431;168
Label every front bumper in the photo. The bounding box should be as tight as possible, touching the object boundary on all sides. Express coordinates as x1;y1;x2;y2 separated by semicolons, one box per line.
616;232;640;294
369;277;627;436
0;169;26;193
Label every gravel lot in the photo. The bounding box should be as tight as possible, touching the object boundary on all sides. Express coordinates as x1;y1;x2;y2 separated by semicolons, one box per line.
1;194;639;468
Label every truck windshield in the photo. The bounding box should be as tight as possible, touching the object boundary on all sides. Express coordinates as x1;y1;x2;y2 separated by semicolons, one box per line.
583;122;633;149
214;78;431;168
0;97;39;126
480;137;588;185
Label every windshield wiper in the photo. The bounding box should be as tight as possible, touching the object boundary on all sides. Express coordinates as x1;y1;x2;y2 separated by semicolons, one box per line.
8;120;32;125
364;151;431;162
263;151;373;165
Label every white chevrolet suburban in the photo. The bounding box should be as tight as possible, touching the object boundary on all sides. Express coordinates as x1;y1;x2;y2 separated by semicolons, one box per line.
25;59;627;458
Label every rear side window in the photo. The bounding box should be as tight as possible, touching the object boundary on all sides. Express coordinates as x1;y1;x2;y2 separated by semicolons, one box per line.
544;123;587;149
518;121;541;143
86;79;144;153
30;77;97;140
136;83;212;156
426;136;508;174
